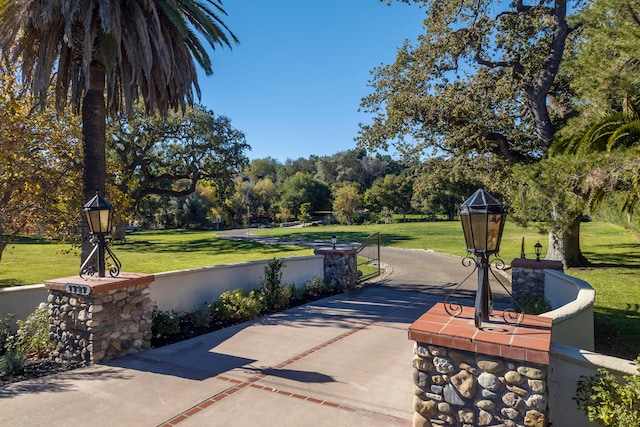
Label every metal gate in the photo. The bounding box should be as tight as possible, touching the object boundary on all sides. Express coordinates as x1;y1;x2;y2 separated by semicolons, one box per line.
356;232;381;283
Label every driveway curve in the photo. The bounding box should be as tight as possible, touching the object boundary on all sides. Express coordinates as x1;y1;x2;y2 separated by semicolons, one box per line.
215;229;511;299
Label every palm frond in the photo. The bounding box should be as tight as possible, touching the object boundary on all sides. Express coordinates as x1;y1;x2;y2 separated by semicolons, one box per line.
579;113;627;153
184;28;212;75
607;120;640;151
178;0;239;47
0;0;237;114
587;186;606;215
549;133;581;156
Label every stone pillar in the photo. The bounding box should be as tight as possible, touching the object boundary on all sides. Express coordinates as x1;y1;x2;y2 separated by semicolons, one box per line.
44;273;155;364
313;247;358;291
408;303;552;427
511;259;563;301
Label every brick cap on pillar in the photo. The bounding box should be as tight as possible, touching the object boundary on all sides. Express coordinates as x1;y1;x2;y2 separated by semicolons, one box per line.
408;302;552;364
511;258;563;271
314;247;357;255
45;272;155;294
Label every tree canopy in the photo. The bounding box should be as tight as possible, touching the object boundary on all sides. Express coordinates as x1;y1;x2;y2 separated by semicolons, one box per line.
0;65;81;261
108;104;249;208
278;173;331;216
357;0;593;265
568;0;640;116
359;0;576;161
0;0;238;115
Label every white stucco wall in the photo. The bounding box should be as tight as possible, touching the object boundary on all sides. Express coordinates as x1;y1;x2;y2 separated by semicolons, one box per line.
541;269;596;351
0;284;49;326
548;343;638;427
0;255;325;323
150;255;324;312
537;269;634;426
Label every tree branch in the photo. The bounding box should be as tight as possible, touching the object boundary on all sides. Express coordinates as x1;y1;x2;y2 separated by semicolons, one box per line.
486;132;530;163
473;48;526;77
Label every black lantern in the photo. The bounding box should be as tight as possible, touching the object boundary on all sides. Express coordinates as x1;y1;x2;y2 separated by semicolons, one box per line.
534;241;543;261
459;189;506;328
83;192;113;235
331;234;337;249
460;189;506;256
79;191;121;278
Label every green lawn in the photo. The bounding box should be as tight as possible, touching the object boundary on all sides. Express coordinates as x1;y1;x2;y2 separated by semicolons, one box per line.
258;221;546;259
0;230;312;287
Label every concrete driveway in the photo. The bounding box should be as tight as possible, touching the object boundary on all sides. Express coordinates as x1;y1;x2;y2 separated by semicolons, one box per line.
0;231;512;426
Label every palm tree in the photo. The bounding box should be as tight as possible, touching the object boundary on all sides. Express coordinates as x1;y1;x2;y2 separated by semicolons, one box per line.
0;0;237;261
551;106;640;226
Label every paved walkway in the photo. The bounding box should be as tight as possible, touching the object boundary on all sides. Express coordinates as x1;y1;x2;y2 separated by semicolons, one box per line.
0;232;511;426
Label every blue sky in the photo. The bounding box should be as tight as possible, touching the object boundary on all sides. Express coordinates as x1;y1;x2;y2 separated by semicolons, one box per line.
197;0;426;162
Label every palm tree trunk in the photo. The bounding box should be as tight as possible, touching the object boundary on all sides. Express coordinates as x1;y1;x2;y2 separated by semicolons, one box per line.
81;64;107;264
0;235;7;263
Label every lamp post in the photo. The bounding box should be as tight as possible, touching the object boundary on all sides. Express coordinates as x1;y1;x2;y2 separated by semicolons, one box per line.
80;191;121;278
534;241;543;261
459;189;506;328
331;234;337;249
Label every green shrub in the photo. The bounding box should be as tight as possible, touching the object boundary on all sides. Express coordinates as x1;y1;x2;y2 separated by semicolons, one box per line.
304;276;334;299
216;289;265;321
260;258;290;311
515;296;552;315
277;285;293;307
0;348;26;375
287;283;305;302
575;357;640;426
151;306;182;339
14;303;55;359
0;313;14;357
187;303;212;329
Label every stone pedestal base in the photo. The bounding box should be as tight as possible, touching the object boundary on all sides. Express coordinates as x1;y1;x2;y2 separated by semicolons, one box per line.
45;273;154;364
408;303;552;427
314;247;358;291
511;258;563;301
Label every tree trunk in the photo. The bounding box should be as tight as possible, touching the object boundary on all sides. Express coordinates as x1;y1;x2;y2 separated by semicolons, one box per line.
546;214;589;268
81;64;107;264
526;89;556;150
517;0;568;150
0;235;7;264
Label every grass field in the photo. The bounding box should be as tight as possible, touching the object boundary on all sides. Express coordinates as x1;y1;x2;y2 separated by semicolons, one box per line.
0;230;312;287
1;221;638;358
257;221;544;259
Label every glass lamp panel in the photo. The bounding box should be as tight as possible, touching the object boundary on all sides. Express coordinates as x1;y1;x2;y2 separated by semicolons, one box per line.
460;213;473;252
98;208;112;234
470;212;488;251
486;213;504;252
84;209;97;234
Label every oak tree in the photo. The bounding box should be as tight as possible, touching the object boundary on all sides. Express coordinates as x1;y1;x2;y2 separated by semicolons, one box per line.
359;0;584;265
108;104;249;211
